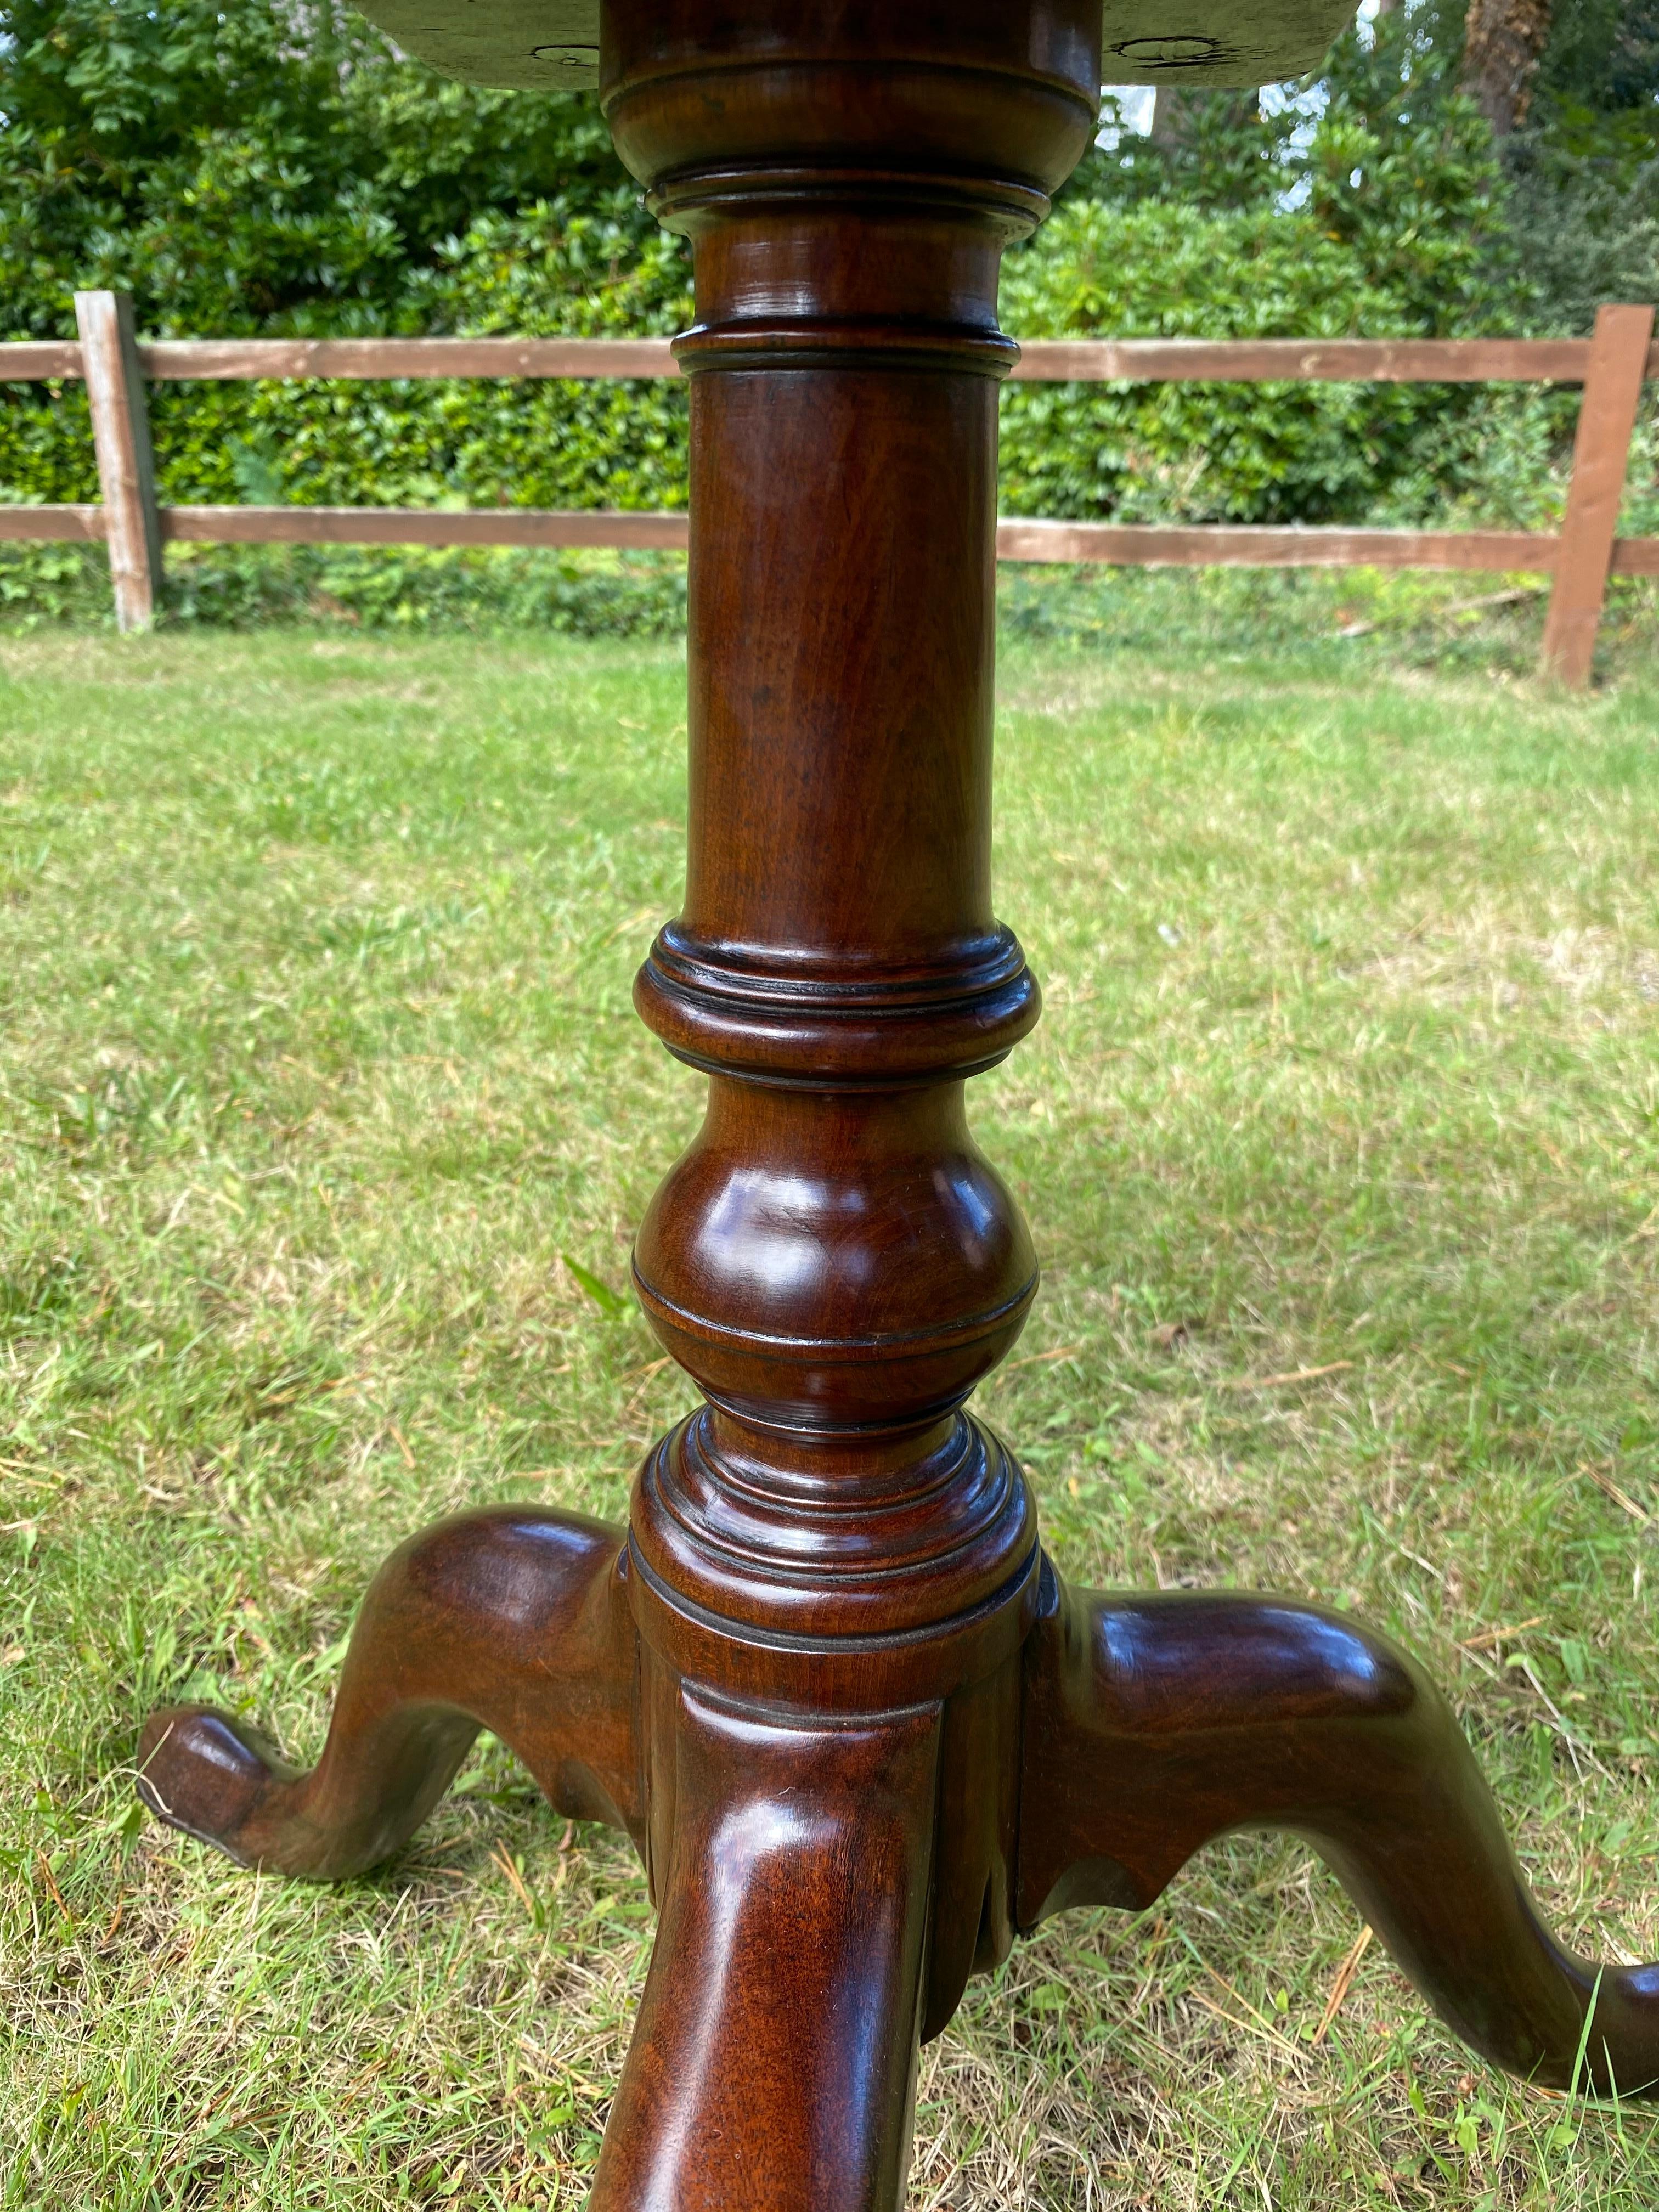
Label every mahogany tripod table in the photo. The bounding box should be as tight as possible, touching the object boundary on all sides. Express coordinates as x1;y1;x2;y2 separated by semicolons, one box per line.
137;3;1659;2203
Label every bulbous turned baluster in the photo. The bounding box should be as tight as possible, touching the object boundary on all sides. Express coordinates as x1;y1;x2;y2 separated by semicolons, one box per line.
602;0;1108;2102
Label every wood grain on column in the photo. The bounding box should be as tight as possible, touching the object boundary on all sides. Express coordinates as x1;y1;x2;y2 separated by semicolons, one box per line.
127;0;1659;2194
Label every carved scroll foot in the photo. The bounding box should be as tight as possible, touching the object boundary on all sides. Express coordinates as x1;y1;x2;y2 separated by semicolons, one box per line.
1019;1566;1659;2096
137;1508;641;1877
590;1684;939;2212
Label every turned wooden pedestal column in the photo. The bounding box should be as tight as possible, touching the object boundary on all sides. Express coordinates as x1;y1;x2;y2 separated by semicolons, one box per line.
609;27;1066;2177
137;4;1659;2205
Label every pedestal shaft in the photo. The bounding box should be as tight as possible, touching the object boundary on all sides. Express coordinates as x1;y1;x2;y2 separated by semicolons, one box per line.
601;6;1103;2092
613;3;1099;1663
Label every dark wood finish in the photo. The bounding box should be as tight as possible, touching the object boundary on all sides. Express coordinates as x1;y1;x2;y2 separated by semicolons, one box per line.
138;1510;641;1873
1019;1571;1659;2095
1541;302;1657;685
591;1689;940;2212
133;3;1659;2201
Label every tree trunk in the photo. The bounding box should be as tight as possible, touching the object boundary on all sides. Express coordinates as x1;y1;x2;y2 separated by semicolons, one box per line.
1462;0;1553;135
1150;86;1201;145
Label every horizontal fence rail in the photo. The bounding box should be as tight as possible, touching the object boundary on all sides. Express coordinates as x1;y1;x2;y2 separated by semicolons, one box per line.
2;296;1654;680
12;505;1659;580
9;333;1659;384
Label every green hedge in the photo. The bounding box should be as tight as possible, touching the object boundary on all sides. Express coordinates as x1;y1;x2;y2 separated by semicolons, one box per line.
0;194;1579;533
0;208;695;513
5;0;1653;630
998;201;1561;528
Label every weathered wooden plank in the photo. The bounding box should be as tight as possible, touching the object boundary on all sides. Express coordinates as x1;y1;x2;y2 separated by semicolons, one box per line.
159;505;691;549
120;335;1606;386
1539;304;1656;686
155;509;1570;573
0;505;105;541
993;520;1558;572
0;505;1627;583
139;337;682;382
0;508;1633;601
74;292;163;631
0;503;1608;582
1007;338;1594;384
0;343;84;381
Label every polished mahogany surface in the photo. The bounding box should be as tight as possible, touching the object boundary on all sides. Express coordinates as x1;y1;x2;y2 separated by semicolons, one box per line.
137;3;1659;2205
1019;1572;1659;2094
138;1510;641;1874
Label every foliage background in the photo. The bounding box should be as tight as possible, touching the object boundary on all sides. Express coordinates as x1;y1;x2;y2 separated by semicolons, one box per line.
0;0;1655;622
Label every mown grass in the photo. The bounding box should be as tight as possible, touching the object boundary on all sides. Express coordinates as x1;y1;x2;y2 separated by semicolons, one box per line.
1;624;1657;2209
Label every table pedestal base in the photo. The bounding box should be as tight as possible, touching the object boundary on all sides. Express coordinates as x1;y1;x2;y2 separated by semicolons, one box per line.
139;1486;1659;2211
135;3;1659;2197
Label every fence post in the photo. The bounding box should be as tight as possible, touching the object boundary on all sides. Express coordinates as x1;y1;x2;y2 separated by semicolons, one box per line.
1539;302;1655;688
72;290;163;633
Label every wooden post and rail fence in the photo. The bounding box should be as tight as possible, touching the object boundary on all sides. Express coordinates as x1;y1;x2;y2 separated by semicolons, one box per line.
0;292;1652;685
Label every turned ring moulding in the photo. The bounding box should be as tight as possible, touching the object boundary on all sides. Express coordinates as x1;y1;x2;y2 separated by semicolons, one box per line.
356;0;1361;95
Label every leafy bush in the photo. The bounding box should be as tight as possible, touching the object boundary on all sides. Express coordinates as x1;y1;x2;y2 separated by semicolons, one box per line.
1496;1;1659;337
993;8;1579;529
998;201;1487;526
0;0;693;520
0;0;653;337
0;0;1647;627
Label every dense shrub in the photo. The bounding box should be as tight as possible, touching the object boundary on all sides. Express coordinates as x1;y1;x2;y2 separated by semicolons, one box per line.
0;0;1651;626
0;0;693;515
0;0;654;336
997;200;1548;527
0;213;692;513
1499;1;1659;336
0;126;1554;538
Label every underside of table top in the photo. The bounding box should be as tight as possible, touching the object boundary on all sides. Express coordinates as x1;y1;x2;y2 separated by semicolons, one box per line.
355;0;1359;96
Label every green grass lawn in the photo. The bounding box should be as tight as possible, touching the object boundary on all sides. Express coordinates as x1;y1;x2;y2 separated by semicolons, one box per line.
2;625;1658;2209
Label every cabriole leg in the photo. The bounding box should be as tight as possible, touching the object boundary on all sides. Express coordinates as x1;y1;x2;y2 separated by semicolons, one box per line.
590;1685;940;2212
138;1509;641;1876
1018;1570;1659;2096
